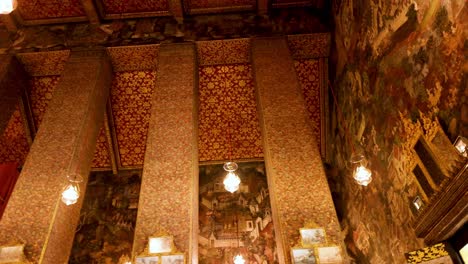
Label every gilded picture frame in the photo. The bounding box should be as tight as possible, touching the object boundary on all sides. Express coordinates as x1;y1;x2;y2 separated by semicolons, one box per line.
148;236;174;255
315;244;343;264
300;227;327;247
291;247;317;264
135;255;160;264
161;253;185;264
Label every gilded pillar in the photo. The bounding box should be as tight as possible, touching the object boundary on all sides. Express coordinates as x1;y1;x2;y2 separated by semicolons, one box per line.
252;37;344;263
0;49;112;263
132;43;198;262
0;55;27;135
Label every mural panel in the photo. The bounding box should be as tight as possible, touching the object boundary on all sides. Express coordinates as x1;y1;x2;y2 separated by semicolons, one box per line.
199;162;277;264
69;170;141;264
330;1;467;263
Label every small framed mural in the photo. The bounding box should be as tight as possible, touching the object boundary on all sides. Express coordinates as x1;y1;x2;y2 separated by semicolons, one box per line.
291;247;317;264
316;245;343;263
148;236;174;254
300;227;327;247
0;244;26;263
161;253;185;264
135;255;160;264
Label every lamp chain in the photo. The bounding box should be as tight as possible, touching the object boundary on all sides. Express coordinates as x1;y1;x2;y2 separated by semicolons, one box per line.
328;80;356;155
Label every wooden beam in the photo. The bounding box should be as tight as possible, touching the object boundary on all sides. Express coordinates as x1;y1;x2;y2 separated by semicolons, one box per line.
80;0;100;24
257;0;269;15
168;0;184;23
106;99;122;173
104;107;118;175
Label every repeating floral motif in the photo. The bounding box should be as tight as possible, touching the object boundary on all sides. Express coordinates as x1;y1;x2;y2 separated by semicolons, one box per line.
111;71;156;167
28;76;60;129
91;126;111;168
196;39;250;66
107;45;159;72
16;51;70;76
185;0;255;11
294;59;322;155
16;0;85;20
287;33;331;59
101;0;169;14
198;64;263;161
0;106;30;164
405;243;449;263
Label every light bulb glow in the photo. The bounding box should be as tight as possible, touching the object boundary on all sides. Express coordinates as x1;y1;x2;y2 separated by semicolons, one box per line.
0;0;16;14
353;165;372;186
61;184;80;205
223;171;240;193
234;254;245;264
455;139;467;157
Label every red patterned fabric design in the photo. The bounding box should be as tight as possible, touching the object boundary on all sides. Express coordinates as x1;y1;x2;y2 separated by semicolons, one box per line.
29;76;60;130
111;71;156;167
186;0;255;10
91;126;111;168
198;64;263;161
287;33;331;59
0;107;30;165
197;39;250;66
294;59;322;153
17;0;85;20
101;0;169;14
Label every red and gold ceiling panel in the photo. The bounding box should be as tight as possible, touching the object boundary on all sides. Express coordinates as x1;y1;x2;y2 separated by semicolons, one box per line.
91;125;111;169
111;71;156;167
287;33;331;59
293;58;327;157
28;76;60;130
0;106;30;165
272;0;324;8
107;45;159;72
16;0;85;21
185;0;255;14
197;39;250;66
198;64;263;161
16;51;70;76
96;0;170;18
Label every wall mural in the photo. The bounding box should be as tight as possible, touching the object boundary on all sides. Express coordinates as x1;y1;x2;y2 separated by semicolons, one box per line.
199;161;278;264
69;171;141;264
330;0;466;263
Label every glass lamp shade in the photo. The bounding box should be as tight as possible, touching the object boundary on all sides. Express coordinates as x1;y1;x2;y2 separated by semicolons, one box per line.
233;254;245;264
223;171;241;193
223;161;238;172
61;174;83;206
350;153;372;186
454;136;467;157
0;0;16;14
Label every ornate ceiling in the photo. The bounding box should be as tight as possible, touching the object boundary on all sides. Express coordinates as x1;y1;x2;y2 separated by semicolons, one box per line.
6;0;327;25
0;34;329;171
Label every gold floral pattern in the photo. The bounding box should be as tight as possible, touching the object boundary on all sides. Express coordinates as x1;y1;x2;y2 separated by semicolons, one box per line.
17;0;85;21
107;45;159;72
287;33;331;59
29;76;60;129
405;243;449;263
196;39;250;66
16;51;70;76
101;0;169;14
294;59;322;154
185;0;255;11
91;126;111;168
198;64;263;161
0;106;30;164
111;71;156;167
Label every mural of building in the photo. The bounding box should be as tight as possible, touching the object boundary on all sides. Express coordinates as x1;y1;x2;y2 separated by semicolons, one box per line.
198;162;277;264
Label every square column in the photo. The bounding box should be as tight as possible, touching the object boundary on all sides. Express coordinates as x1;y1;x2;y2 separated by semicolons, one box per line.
252;37;344;263
133;43;198;262
0;55;27;135
0;49;112;263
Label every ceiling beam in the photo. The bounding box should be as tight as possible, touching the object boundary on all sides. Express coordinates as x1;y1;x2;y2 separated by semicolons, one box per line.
257;0;269;15
103;109;118;175
79;0;100;25
169;0;184;23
